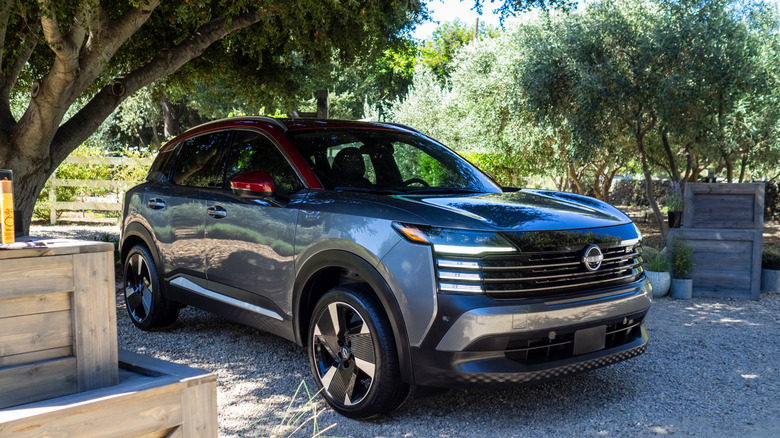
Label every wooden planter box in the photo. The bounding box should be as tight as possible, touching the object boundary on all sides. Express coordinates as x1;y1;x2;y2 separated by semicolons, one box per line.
0;350;217;438
675;183;765;299
0;239;118;408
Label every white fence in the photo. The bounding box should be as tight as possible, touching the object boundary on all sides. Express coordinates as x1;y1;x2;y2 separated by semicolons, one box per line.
48;156;153;225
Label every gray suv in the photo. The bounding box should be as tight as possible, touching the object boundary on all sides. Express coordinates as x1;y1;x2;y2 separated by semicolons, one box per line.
120;116;651;418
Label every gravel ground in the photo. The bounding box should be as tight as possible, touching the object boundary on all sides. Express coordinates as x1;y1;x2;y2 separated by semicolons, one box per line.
30;224;780;437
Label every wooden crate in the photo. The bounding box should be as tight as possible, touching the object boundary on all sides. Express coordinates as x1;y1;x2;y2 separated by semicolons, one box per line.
0;350;217;438
0;239;118;408
678;183;764;299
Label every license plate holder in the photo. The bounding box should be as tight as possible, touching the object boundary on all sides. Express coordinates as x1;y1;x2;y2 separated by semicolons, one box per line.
573;325;606;355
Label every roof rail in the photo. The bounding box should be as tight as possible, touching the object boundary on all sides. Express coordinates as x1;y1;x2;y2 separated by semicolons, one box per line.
188;116;288;132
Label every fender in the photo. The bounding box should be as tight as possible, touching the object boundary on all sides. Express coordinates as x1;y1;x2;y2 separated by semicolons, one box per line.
120;221;164;280
293;250;415;385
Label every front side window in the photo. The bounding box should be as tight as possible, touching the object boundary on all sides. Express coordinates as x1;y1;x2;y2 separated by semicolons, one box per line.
172;132;230;187
224;130;303;194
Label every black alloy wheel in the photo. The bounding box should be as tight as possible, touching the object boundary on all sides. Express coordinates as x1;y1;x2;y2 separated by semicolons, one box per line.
308;285;409;419
123;244;178;330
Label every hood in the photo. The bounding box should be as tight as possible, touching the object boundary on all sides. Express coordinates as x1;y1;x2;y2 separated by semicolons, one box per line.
397;189;630;231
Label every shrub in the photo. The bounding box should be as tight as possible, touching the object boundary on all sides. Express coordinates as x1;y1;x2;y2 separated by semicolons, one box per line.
642;246;669;272
670;238;695;279
763;246;780;270
665;182;684;211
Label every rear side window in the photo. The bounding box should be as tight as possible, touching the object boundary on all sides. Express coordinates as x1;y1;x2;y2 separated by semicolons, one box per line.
224;130;303;194
172;132;230;187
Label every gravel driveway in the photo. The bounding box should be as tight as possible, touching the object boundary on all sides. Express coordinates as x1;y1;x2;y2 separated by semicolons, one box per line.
31;225;780;437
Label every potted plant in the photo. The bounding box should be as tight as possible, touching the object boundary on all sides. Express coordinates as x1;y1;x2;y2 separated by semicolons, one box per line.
642;246;671;298
761;246;780;293
665;182;684;228
669;238;695;299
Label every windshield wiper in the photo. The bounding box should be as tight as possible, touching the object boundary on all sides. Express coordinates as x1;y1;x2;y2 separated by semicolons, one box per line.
333;186;404;194
403;187;484;195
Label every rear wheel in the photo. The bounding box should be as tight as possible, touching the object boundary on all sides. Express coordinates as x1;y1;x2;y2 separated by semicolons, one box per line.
308;285;409;419
123;244;179;330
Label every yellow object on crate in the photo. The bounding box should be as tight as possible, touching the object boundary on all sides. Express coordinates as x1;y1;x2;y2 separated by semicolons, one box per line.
0;169;14;244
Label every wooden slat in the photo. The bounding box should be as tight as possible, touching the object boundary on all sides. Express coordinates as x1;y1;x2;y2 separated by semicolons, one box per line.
63;156;153;166
55;201;123;211
0;357;78;409
52;178;134;189
136;427;182;438
0;346;73;368
0;256;74;298
0;240;114;261
0;292;71;319
72;251;118;392
181;378;218;437
1;386;183;438
0;310;72;357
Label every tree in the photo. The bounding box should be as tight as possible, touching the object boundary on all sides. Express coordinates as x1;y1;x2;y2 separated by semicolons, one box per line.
0;0;427;233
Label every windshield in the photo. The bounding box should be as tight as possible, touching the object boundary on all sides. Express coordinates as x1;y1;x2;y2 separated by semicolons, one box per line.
287;129;501;194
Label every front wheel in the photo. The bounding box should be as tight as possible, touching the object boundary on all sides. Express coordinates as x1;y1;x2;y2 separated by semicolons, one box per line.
308;285;409;419
123;244;179;331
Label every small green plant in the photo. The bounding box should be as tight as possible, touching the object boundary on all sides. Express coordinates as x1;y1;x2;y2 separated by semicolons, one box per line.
669;238;695;279
763;246;780;270
642;246;669;272
247;380;337;438
665;182;684;211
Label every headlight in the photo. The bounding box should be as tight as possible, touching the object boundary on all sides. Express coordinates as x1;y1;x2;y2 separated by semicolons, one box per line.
392;222;517;256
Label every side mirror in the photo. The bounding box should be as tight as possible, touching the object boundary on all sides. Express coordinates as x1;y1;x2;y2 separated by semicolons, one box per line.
230;171;276;199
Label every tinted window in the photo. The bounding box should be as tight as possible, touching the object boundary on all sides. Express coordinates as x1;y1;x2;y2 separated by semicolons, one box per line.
288;129;501;193
225;130;303;194
172;132;230;187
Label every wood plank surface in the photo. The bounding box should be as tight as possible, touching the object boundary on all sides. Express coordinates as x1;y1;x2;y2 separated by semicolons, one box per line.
72;251;118;392
181;379;218;437
0;240;114;261
0;292;71;319
0;256;74;298
0;346;73;368
0;357;78;409
0;310;72;357
0;386;183;438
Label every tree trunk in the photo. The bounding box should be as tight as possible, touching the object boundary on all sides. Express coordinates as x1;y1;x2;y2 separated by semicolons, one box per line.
0;146;54;235
567;162;585;195
635;129;667;241
162;97;179;139
661;130;681;183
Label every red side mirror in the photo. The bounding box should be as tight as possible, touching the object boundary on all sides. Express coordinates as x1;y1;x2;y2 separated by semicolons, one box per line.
230;171;276;198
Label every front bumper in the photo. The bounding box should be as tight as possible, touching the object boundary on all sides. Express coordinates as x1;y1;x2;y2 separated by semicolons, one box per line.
411;279;651;388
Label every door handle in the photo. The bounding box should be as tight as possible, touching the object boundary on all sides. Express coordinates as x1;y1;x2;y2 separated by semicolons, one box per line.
147;198;166;209
207;205;227;219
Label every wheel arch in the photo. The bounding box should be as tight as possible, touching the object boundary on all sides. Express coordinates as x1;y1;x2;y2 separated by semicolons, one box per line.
293;250;414;384
120;222;162;279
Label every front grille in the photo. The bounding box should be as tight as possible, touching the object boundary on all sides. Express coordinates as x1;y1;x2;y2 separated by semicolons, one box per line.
436;241;644;300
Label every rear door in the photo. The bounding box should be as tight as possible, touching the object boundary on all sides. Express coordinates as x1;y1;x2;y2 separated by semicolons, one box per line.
204;129;304;320
146;131;230;284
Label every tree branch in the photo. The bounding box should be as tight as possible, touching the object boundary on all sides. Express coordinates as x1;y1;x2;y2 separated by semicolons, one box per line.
3;23;40;95
38;0;77;60
51;9;264;163
79;0;159;70
0;0;12;69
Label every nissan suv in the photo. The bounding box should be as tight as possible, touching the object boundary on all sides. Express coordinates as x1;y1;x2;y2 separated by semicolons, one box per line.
120;116;651;419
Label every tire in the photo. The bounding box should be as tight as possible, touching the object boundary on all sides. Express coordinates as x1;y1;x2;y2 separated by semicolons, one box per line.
123;244;179;330
308;284;409;419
